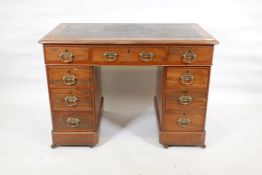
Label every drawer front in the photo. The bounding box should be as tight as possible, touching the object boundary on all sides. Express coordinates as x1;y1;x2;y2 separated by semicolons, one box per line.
44;46;89;64
163;110;205;131
50;89;93;111
47;66;92;88
52;111;95;131
92;47;166;64
165;89;207;109
166;67;210;88
168;46;213;65
92;47;128;63
129;47;166;64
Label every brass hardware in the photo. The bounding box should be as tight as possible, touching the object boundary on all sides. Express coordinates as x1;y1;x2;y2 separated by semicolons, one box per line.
104;51;118;62
62;74;76;85
180;71;194;85
66;117;80;128
182;50;197;64
59;50;74;63
178;95;192;105
139;51;154;62
177;117;191;128
64;96;78;107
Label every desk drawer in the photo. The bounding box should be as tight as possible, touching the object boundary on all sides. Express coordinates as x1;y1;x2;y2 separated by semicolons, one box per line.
163;110;205;131
47;66;92;88
168;46;213;65
130;47;166;63
44;46;89;64
50;89;93;111
92;47;128;63
52;111;95;131
165;89;207;109
166;67;210;88
92;47;166;64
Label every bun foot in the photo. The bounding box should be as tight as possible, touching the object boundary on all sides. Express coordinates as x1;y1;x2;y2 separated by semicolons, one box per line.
201;144;206;148
51;144;57;149
163;145;169;149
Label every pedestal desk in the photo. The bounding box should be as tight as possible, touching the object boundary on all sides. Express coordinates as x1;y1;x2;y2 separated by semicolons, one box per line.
39;23;218;148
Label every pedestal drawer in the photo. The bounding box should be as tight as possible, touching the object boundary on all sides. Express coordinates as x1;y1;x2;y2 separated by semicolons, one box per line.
163;110;205;132
52;111;95;131
166;67;210;88
50;89;93;111
47;65;92;88
165;89;207;109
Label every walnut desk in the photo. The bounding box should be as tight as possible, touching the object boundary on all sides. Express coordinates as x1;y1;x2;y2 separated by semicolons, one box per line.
39;23;218;148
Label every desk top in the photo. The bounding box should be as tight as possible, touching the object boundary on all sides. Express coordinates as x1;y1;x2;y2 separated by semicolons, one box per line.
39;23;218;45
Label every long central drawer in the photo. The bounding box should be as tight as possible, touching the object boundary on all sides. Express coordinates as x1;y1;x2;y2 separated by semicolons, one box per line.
92;47;167;64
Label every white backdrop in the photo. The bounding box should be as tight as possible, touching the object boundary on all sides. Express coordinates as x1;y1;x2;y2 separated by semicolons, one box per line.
0;0;262;175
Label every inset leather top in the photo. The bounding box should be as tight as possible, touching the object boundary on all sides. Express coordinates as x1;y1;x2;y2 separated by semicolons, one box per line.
39;23;219;45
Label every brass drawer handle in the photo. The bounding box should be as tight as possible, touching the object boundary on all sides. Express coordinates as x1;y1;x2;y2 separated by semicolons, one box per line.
64;96;78;107
59;50;74;63
180;71;194;85
139;51;154;62
178;95;192;105
66;117;80;128
182;50;197;64
177;117;191;128
104;51;118;62
62;74;76;86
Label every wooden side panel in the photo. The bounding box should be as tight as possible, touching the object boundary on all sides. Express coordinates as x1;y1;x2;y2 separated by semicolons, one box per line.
93;66;102;127
155;67;164;129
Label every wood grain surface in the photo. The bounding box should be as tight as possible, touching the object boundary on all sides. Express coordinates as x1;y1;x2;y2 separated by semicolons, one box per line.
40;23;218;148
